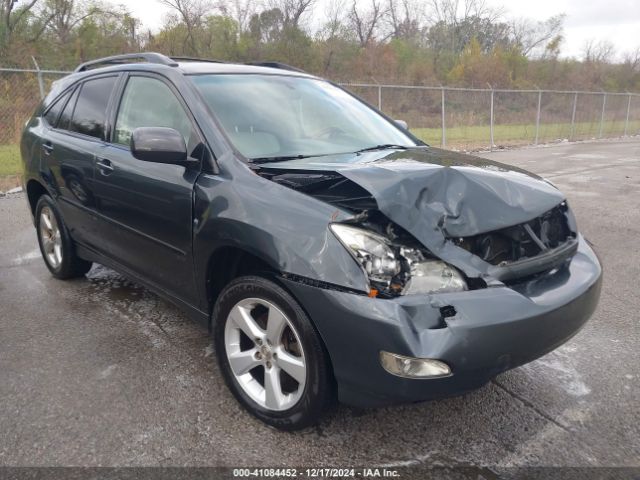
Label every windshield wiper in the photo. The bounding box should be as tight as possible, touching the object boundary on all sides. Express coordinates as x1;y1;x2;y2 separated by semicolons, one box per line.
250;154;319;164
354;144;413;154
251;144;420;163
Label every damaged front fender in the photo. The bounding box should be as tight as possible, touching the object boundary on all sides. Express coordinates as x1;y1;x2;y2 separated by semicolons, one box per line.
192;152;371;311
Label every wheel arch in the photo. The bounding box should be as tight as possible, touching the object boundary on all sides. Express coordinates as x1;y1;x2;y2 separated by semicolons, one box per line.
206;245;278;321
205;245;340;401
26;179;49;216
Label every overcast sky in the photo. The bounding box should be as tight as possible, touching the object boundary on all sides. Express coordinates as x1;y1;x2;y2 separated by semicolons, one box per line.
125;0;640;60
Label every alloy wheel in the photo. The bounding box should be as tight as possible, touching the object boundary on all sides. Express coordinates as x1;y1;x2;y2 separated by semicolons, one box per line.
39;206;62;269
224;297;307;411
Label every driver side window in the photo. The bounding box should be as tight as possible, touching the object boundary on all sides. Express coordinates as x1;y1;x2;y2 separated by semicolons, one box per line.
114;76;194;149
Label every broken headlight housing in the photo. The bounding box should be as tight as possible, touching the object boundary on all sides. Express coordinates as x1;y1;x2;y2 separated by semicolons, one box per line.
330;224;401;284
400;247;467;295
330;224;467;297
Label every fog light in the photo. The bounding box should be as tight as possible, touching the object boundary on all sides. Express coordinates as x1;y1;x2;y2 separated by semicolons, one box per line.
380;351;451;379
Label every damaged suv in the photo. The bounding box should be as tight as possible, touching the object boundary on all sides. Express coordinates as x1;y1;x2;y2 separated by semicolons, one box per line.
21;53;602;430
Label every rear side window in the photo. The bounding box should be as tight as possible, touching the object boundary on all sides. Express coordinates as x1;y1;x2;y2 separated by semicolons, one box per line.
44;89;72;127
58;87;80;131
68;76;117;139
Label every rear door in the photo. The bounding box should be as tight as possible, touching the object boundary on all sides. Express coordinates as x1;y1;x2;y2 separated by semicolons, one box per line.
91;73;201;305
41;74;119;253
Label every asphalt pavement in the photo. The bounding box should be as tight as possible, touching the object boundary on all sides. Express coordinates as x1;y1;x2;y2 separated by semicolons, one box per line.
0;139;638;473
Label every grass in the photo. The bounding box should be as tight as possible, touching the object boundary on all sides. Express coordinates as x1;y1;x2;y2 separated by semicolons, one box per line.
0;144;22;177
412;119;640;149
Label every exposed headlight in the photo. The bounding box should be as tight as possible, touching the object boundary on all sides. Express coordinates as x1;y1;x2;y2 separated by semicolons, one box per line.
402;259;467;295
331;224;467;296
330;224;400;283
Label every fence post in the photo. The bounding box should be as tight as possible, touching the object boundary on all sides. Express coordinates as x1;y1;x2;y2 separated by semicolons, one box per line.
32;56;45;100
488;85;494;151
377;85;382;110
599;92;606;138
624;93;632;136
570;92;578;140
441;87;446;147
534;89;542;145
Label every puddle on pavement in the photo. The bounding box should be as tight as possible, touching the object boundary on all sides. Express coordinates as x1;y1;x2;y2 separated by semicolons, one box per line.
61;264;196;348
85;264;147;302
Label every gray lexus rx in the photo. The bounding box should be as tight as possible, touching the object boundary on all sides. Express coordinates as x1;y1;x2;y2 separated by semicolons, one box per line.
21;53;602;430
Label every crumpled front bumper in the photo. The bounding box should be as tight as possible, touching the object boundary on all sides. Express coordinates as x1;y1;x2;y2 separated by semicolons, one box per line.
281;235;602;407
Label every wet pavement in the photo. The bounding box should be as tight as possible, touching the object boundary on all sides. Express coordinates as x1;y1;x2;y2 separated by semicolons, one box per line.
0;139;638;471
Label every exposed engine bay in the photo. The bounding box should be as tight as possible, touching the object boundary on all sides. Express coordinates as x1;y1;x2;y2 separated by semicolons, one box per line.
257;167;577;297
451;202;576;266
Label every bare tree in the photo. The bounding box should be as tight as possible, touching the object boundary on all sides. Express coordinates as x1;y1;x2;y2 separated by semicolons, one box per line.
40;0;102;45
158;0;211;54
267;0;316;29
510;14;564;58
387;0;426;42
427;0;502;26
215;0;256;32
623;46;640;72
1;0;42;48
318;0;344;40
424;0;505;55
348;0;386;47
583;39;615;63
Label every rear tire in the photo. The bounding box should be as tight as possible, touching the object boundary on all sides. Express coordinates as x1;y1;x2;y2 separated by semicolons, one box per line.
35;195;92;279
213;275;334;430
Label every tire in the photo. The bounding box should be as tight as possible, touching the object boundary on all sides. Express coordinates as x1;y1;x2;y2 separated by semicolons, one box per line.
213;275;334;430
35;194;92;279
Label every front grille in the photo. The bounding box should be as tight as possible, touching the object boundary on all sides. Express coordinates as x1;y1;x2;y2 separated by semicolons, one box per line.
452;202;575;266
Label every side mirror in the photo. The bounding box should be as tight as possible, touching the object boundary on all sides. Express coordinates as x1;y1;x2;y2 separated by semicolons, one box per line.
131;127;188;165
395;119;408;130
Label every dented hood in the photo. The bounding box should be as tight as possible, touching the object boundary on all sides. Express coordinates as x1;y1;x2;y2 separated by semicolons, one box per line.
261;147;566;278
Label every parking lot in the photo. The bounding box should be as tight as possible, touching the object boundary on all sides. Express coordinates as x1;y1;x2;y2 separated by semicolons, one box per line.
0;139;638;473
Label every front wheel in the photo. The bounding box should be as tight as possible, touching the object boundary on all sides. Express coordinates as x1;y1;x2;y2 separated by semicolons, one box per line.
213;276;334;430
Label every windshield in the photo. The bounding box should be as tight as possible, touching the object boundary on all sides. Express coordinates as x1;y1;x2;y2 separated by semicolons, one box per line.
190;74;419;161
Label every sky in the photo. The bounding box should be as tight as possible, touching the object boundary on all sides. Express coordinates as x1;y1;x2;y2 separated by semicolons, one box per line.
125;0;640;60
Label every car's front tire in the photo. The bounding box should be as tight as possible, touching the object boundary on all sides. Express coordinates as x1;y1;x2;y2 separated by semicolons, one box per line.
213;275;334;430
35;195;92;279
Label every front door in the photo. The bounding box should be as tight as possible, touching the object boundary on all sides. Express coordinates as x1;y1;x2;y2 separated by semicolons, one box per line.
92;73;202;305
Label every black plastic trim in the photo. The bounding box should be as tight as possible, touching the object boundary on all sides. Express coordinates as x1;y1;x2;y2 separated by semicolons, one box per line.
487;237;579;281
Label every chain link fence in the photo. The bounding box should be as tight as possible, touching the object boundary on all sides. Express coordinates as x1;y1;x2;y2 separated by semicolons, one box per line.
342;83;640;151
1;68;639;188
0;68;68;189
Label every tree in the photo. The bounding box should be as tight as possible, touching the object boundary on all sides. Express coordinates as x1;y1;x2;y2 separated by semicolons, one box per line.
0;0;42;52
427;0;503;26
583;39;615;64
40;0;99;46
267;0;316;29
387;0;425;44
428;16;511;54
73;4;140;62
511;14;564;58
214;0;255;33
249;7;284;44
158;0;210;55
348;0;386;47
201;15;241;59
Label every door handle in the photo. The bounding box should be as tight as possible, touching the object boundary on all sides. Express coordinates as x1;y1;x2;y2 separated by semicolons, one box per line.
96;158;114;175
42;142;54;155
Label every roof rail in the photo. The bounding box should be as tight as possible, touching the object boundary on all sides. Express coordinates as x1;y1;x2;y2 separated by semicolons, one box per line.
170;56;225;64
245;61;306;73
74;52;178;72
